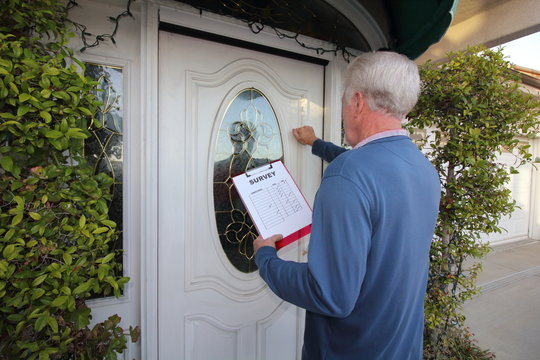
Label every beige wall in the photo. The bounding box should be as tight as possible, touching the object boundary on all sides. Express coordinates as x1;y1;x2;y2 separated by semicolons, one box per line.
417;0;540;64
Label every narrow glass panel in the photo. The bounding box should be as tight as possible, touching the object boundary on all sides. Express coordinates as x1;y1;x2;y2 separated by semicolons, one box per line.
214;88;283;273
84;63;124;266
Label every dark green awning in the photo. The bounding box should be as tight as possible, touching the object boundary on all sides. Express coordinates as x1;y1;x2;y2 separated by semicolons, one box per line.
387;0;458;59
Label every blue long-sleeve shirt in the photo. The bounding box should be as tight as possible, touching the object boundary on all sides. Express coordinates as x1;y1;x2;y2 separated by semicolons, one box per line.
255;136;440;359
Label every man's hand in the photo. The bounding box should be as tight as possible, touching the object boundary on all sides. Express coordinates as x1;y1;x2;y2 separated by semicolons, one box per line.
253;234;283;254
293;126;318;146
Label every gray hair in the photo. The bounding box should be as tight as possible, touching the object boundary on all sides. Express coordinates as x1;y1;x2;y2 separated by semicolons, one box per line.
343;51;420;120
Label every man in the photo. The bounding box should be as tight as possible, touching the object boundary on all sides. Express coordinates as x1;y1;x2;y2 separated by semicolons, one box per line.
253;51;441;359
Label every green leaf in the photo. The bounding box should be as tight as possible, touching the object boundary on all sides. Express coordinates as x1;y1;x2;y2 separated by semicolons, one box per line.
15;320;27;335
97;264;110;280
79;215;86;229
39;347;59;360
17;105;30;117
31;288;46;300
0;112;17;119
40;88;51;98
99;253;115;264
0;155;13;172
45;130;63;139
70;307;91;329
50;295;68;308
60;286;71;295
3;244;18;261
7;314;24;322
9;82;19;95
5;228;15;241
14;196;24;208
73;282;91;296
66;128;88;139
35;314;48;332
68;131;88;139
19;93;33;103
101;220;117;228
39;111;52;123
62;253;72;266
29;212;41;220
92;227;109;234
77;107;93;116
44;67;60;76
32;274;48;287
12;213;23;226
46;316;58;333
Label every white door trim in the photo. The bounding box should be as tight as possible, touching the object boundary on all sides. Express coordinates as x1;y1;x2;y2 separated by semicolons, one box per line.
140;2;160;359
140;2;352;357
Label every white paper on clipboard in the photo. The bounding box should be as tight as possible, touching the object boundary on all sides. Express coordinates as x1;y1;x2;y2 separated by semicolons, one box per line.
232;160;312;247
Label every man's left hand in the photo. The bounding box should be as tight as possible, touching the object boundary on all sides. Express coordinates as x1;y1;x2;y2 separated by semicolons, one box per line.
253;234;283;254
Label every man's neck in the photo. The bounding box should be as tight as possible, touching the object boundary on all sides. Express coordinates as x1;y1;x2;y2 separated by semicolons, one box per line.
357;112;402;143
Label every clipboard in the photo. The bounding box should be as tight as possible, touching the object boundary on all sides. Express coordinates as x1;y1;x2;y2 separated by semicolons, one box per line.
232;160;312;249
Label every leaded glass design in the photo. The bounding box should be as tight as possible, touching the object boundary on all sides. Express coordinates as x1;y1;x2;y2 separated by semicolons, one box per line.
84;63;123;257
214;88;283;273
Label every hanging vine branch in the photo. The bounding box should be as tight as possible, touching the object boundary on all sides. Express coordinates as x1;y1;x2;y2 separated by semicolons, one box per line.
190;0;355;62
246;20;353;62
66;0;135;52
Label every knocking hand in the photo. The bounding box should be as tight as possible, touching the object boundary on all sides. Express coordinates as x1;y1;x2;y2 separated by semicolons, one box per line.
293;126;318;146
253;234;283;254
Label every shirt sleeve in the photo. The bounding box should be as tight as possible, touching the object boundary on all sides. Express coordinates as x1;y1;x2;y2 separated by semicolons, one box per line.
255;174;371;318
311;139;348;163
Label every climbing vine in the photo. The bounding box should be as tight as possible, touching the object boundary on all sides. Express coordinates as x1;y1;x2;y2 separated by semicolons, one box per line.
0;0;138;358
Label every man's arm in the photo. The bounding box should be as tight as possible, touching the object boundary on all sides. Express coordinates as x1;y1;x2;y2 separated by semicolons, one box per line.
254;175;371;317
293;126;347;163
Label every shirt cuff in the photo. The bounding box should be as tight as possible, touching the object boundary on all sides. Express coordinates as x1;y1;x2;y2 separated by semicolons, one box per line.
255;246;278;268
311;138;324;157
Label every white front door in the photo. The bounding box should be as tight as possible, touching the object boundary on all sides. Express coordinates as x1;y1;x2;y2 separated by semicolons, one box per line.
158;30;324;359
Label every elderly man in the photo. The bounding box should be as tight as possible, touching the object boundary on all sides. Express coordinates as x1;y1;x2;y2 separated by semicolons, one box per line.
253;52;440;359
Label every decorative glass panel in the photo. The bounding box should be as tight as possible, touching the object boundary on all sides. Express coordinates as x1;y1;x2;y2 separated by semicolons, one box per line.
84;63;124;264
214;88;283;273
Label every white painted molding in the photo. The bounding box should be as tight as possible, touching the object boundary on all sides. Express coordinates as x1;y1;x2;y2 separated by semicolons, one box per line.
185;314;244;360
158;1;342;62
139;1;160;359
323;0;388;51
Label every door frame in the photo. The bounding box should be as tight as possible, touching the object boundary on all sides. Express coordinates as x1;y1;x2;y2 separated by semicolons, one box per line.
140;2;352;357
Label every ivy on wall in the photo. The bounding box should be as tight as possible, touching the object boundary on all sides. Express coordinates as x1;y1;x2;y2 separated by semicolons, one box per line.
0;0;138;358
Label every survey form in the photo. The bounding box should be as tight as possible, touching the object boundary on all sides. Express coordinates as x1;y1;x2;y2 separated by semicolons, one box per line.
232;160;312;249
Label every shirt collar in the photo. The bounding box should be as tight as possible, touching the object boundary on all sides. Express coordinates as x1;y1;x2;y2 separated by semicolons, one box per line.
353;129;409;149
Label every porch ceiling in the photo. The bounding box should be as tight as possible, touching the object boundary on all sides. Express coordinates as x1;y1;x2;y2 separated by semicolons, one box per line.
172;0;458;60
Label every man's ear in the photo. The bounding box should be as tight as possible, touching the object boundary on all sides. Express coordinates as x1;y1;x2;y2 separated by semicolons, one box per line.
353;91;364;114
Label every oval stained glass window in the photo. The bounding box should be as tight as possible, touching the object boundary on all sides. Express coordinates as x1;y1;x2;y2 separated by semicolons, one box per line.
213;88;284;273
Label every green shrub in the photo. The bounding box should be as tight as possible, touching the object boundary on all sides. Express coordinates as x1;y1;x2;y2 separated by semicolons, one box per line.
407;46;540;359
0;0;138;359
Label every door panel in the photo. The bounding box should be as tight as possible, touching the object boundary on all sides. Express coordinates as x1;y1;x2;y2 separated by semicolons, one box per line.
158;30;323;359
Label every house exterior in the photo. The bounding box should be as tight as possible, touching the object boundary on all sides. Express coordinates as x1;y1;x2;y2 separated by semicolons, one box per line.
64;0;538;358
420;0;540;248
479;66;540;244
